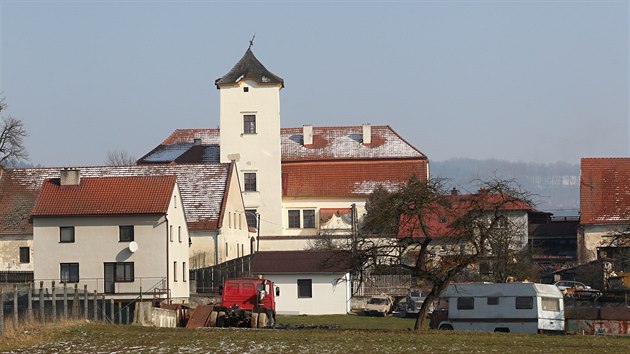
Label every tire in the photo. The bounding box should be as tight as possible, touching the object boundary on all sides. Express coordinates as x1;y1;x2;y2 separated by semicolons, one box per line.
208;311;218;327
250;312;259;328
258;312;268;328
216;311;226;327
439;324;453;330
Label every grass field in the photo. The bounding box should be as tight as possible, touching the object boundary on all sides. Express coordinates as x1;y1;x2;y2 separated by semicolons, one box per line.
0;316;628;353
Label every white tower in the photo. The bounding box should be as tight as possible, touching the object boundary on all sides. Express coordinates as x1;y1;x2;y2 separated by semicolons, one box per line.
216;48;284;236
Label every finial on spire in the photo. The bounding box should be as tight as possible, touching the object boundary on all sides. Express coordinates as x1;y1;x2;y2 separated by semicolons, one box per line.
248;33;256;50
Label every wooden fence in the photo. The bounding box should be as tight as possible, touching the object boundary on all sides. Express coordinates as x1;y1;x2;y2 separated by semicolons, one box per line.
352;274;414;297
0;281;137;334
190;255;252;294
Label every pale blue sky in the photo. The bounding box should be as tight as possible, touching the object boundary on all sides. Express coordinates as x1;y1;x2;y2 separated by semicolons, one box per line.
1;1;628;166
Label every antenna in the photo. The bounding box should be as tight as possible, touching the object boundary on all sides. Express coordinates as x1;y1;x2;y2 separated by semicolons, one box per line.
248;33;256;50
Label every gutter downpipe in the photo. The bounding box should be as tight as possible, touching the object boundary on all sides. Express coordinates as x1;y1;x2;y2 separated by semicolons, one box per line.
165;215;170;302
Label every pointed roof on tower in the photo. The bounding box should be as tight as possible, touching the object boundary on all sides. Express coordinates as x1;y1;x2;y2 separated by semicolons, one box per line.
215;48;284;88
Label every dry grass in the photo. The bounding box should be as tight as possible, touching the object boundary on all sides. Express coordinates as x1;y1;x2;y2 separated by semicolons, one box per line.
0;319;628;353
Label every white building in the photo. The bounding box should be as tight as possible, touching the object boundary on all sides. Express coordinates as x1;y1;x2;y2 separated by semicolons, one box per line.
251;250;352;315
32;172;189;300
138;48;430;251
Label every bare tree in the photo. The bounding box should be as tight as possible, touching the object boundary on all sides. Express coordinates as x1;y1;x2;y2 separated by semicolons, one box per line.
105;149;136;166
604;227;630;271
0;98;29;167
357;175;532;332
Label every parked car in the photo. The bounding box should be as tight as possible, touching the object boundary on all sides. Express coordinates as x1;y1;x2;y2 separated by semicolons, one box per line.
405;289;428;316
363;295;394;316
553;280;600;299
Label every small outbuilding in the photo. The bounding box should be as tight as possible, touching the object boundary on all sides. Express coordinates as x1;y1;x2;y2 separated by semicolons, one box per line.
251;250;352;315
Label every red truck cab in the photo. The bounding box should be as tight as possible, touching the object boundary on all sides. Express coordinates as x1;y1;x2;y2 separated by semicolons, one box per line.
211;277;279;328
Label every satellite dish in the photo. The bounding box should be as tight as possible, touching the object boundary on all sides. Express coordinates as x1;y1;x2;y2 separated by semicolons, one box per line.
128;241;138;253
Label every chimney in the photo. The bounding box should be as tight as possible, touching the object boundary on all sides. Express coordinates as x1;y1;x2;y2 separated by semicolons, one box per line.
303;125;313;146
193;138;202;145
451;188;459;196
362;124;372;145
60;168;80;186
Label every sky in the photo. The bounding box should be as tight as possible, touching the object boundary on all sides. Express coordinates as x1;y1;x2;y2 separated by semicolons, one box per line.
1;0;628;167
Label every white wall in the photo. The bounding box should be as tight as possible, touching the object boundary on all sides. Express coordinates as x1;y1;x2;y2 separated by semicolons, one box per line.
578;224;626;263
219;80;283;236
265;273;351;315
281;197;367;236
0;234;32;271
167;183;191;300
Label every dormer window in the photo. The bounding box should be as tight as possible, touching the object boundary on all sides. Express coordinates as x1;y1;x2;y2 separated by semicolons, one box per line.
243;114;256;134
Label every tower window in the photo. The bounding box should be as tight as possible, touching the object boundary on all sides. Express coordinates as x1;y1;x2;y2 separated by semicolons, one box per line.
243;115;256;134
244;173;257;191
243;87;249;92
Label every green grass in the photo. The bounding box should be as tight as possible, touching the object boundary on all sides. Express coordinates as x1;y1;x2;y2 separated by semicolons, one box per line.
0;318;628;353
277;313;417;330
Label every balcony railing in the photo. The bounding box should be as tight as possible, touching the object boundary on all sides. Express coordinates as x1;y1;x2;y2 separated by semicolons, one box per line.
34;277;167;297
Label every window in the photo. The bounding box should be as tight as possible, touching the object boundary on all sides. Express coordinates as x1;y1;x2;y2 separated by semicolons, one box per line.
516;296;533;309
19;247;30;264
170;225;173;242
288;210;301;228
239;214;242;230
60;226;75;243
302;209;316;228
229;212;232;228
487;297;499;305
457;297;474;310
243;87;249;93
174;195;177;208
244;173;257;191
60;263;79;283
243;114;256;134
541;297;560;312
297;279;312;298
174;261;178;282
183;262;187;282
245;209;258;228
119;226;134;242
114;262;134;282
178;226;182;243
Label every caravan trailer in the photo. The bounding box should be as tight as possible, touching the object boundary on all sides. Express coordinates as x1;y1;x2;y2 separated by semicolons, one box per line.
429;283;564;333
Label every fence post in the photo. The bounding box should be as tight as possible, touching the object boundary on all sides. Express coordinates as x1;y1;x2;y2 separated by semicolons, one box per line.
83;285;88;319
73;284;80;319
39;281;44;324
110;299;115;324
118;302;122;325
63;283;68;319
13;284;18;327
51;281;56;323
93;290;97;321
140;286;142;302
101;294;105;322
0;288;4;335
27;283;33;323
125;303;130;325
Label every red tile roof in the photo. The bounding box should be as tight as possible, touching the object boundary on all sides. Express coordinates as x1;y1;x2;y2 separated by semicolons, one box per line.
580;158;630;225
32;176;176;217
141;125;426;164
251;250;352;273
0;168;37;235
9;165;230;230
399;193;532;238
282;160;428;197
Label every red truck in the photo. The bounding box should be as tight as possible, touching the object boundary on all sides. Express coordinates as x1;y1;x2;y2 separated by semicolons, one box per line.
208;277;279;328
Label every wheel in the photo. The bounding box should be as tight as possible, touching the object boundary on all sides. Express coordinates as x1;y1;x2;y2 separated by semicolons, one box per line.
257;312;268;328
208;311;218;327
439;324;453;330
250;312;259;328
216;311;226;327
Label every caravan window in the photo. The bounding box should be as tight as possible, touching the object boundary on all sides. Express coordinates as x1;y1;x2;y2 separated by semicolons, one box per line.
541;297;560;311
457;297;474;310
515;296;533;309
487;297;499;305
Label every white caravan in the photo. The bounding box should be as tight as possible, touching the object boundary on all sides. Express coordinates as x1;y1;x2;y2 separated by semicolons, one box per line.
429;283;564;333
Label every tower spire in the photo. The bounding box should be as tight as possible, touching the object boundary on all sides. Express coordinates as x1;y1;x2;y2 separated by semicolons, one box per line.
248;33;256;50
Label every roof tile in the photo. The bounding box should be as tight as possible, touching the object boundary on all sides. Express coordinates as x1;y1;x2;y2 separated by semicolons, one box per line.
580;158;630;225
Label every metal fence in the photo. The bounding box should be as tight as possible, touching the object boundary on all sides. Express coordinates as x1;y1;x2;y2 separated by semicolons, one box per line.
352;273;414;297
0;271;33;284
190;255;252;294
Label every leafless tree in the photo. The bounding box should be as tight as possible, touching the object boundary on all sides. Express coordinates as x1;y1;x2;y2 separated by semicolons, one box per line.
604;227;630;271
356;175;532;332
105;149;136;166
0;98;29;167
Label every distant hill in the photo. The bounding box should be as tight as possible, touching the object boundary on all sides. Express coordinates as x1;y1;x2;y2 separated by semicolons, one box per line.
430;158;579;214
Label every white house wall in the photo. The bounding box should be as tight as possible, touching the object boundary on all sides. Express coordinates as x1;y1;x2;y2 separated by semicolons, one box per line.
217;165;253;263
281;197;367;236
266;273;351;315
189;230;218;269
33;215;169;296
167;183;191;300
0;234;32;271
578;224;626;263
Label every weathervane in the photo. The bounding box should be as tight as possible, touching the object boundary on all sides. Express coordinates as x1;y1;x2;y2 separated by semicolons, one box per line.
248;34;256;50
